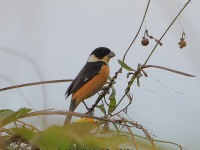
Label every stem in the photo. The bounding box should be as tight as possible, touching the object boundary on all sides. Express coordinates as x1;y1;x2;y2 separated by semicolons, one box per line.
124;122;138;150
0;79;73;92
142;65;195;77
114;65;140;112
144;0;191;65
122;0;151;62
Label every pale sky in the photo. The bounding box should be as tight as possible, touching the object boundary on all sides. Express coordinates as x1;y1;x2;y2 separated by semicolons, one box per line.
0;0;200;149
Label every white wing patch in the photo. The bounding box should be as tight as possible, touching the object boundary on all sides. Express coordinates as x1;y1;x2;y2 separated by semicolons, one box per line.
84;78;89;82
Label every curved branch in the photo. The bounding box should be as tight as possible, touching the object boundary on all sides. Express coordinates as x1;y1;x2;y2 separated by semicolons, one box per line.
142;65;195;77
122;0;151;62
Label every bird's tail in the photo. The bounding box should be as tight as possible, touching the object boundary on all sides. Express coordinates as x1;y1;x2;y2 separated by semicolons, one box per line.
63;100;76;126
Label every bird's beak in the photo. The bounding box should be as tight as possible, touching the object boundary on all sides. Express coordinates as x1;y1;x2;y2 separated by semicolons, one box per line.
108;51;115;58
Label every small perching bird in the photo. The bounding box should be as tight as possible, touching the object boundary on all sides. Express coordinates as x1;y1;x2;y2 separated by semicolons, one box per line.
64;47;115;125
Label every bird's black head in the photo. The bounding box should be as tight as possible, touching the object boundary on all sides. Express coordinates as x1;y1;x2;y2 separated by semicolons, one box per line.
90;47;111;59
88;47;115;64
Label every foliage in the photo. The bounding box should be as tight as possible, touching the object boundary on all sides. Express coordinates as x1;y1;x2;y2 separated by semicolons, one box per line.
0;108;183;150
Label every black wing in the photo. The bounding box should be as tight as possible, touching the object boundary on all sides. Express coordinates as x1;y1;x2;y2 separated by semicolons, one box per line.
65;62;104;98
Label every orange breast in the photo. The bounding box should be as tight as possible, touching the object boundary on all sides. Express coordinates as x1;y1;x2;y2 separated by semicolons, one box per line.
72;64;110;106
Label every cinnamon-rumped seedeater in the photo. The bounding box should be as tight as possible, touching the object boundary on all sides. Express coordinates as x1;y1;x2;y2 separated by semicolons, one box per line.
64;47;115;125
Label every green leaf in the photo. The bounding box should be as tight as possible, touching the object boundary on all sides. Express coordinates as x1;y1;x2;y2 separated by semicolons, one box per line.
0;108;31;127
108;87;116;114
12;127;35;141
118;59;134;71
0;109;15;121
37;126;72;149
96;104;106;115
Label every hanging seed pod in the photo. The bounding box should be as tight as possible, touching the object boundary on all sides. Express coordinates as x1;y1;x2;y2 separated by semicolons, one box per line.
141;37;149;46
178;38;187;49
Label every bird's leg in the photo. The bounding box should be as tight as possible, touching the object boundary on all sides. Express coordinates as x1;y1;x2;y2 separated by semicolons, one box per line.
99;86;110;94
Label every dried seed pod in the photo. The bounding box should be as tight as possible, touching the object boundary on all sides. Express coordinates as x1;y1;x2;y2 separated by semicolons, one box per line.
178;39;187;49
141;37;149;46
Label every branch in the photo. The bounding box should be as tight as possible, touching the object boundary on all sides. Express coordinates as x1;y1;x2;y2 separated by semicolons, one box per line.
119;116;156;150
142;65;195;77
124;121;138;150
18;109;138;128
144;0;191;65
122;0;151;62
0;79;73;92
19;109;109;122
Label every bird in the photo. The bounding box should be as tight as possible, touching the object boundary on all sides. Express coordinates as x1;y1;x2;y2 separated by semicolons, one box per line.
64;47;115;125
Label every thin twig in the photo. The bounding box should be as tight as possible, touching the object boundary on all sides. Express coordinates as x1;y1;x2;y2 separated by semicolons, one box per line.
113;64;142;112
124;121;138;150
155;140;183;150
99;130;182;150
144;0;191;65
142;65;195;77
0;79;73;92
112;93;133;116
120;117;156;150
122;0;151;62
16;120;40;132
